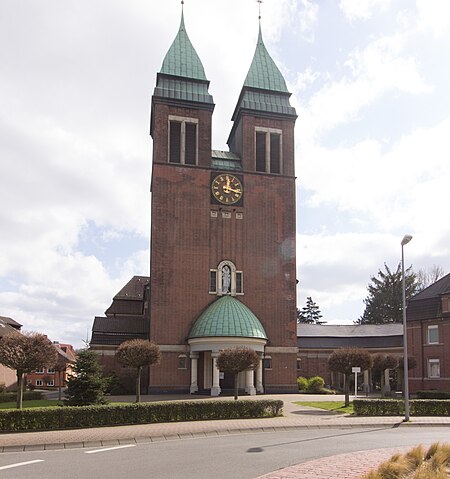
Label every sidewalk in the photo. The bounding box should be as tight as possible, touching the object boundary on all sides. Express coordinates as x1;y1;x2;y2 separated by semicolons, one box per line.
1;394;449;477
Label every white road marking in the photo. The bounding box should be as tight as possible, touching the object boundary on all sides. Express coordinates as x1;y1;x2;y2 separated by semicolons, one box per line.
0;460;44;471
85;444;136;454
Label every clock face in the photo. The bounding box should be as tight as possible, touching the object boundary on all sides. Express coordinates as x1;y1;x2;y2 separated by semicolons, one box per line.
211;174;243;205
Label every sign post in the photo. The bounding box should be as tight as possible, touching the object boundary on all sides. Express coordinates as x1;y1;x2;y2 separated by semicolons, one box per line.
352;367;361;397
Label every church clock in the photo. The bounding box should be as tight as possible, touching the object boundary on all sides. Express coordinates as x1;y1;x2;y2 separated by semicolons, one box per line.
211;174;243;205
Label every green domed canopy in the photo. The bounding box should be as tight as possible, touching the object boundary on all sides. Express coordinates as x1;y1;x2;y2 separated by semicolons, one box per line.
188;296;267;340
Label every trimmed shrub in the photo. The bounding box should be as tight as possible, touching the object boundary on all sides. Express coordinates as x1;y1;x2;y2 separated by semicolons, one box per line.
307;376;325;393
416;390;450;400
354;399;404;416
297;377;309;391
410;400;450;416
0;399;283;432
354;399;450;416
0;391;44;403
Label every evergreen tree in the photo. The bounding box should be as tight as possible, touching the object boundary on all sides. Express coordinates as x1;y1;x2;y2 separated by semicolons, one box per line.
297;297;325;324
357;263;418;325
65;349;108;406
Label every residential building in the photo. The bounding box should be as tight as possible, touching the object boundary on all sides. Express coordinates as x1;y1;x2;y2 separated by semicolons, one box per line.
407;273;450;393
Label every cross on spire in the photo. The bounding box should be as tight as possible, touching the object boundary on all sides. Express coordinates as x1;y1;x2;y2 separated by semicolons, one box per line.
257;0;263;20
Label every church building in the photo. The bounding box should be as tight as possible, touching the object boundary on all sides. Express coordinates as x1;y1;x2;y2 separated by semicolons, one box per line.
91;8;298;395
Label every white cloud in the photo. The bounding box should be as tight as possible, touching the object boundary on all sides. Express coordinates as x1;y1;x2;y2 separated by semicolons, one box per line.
416;0;450;37
297;33;431;141
339;0;392;21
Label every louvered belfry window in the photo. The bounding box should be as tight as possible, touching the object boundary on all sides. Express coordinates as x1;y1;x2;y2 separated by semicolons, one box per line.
255;127;282;174
169;116;198;165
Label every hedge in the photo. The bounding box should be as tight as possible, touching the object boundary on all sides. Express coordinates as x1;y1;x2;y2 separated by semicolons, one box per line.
0;399;283;432
416;390;450;399
0;391;44;403
353;399;450;416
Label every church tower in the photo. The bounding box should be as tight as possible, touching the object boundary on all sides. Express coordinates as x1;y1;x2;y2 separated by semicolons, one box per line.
149;8;298;394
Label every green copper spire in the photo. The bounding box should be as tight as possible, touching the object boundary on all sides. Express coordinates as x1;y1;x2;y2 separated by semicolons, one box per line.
243;25;289;93
160;11;207;81
188;296;267;339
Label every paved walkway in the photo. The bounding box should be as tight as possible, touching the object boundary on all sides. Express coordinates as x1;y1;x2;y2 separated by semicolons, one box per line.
1;394;449;478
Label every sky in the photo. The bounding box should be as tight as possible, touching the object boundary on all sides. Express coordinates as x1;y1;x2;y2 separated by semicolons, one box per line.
1;0;449;348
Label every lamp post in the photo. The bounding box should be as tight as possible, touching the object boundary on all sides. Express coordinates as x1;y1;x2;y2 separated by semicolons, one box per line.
401;234;412;421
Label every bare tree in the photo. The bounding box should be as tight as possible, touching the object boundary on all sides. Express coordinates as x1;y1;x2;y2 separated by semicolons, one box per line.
115;339;161;403
0;331;57;408
216;347;259;400
416;265;444;291
328;348;372;406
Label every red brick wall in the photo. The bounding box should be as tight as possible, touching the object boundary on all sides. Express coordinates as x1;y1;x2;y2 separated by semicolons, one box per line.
408;318;450;393
149;100;298;392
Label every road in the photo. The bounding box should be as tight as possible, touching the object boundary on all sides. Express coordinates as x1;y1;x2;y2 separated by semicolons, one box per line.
0;427;449;479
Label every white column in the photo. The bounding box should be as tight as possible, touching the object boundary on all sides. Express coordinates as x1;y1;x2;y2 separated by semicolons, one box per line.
363;369;370;396
383;368;391;393
246;369;256;395
190;352;199;394
256;357;264;393
211;354;221;396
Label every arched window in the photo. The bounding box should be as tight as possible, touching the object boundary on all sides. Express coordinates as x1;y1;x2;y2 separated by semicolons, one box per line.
209;260;243;296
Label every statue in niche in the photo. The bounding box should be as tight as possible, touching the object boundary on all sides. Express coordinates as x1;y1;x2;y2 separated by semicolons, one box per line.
222;265;231;294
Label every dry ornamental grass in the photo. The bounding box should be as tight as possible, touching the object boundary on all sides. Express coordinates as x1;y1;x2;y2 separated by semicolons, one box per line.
362;443;450;479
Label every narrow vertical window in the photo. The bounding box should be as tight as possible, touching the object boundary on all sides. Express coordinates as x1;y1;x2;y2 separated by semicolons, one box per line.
428;359;440;378
209;270;217;293
270;133;281;174
236;272;243;294
169;121;181;163
256;131;266;172
185;123;197;165
427;326;439;344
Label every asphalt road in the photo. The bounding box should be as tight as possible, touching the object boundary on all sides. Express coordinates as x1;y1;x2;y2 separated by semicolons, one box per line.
1;427;449;479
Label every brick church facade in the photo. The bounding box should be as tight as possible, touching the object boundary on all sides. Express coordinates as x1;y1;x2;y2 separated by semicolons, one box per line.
91;11;298;394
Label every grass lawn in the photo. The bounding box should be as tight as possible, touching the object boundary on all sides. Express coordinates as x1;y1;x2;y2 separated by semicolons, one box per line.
295;401;354;414
0;400;64;409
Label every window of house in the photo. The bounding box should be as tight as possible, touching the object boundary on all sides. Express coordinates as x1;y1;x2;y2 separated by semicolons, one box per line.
428;359;440;378
255;127;282;174
296;357;302;371
212;261;244;296
35;379;43;386
263;356;272;370
47;368;55;374
178;355;187;370
47;380;54;387
169;116;198;165
35;368;44;374
427;325;439;344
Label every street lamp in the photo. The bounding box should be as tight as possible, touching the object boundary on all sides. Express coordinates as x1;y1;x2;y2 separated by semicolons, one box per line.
401;234;412;421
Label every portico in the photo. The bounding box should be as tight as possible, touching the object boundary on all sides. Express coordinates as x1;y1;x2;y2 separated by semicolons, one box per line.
187;296;267;396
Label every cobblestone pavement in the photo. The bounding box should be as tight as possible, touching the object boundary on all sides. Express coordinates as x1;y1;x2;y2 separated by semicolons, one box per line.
254;447;412;479
1;394;449;478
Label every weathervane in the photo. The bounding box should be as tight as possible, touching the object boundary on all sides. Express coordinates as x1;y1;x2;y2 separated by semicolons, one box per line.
257;0;263;20
181;0;184;12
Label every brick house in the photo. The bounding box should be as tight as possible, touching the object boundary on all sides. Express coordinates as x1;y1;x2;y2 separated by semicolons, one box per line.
407;273;450;393
26;342;76;389
0;316;22;389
